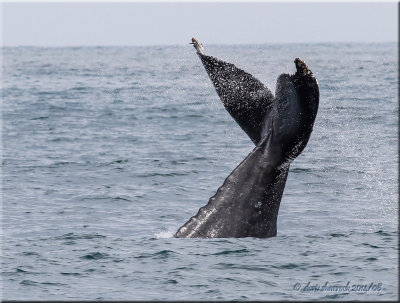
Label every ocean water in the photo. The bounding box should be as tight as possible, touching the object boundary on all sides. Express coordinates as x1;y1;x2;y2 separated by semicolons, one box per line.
1;43;398;300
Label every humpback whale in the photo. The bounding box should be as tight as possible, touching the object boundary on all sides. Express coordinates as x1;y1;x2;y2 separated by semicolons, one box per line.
174;38;319;238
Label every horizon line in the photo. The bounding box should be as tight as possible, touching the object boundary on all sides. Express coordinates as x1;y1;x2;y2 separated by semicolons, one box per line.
1;41;397;48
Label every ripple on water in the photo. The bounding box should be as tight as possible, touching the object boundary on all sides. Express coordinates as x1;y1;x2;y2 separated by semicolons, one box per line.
55;233;106;240
134;249;176;260
60;272;82;276
273;263;301;270
213;248;250;255
80;252;110;260
20;251;41;257
374;230;394;237
20;280;39;286
15;267;39;275
328;232;349;238
361;243;381;249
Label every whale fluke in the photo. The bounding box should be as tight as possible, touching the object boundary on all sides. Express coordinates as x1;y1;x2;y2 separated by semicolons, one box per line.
175;38;319;238
192;38;274;144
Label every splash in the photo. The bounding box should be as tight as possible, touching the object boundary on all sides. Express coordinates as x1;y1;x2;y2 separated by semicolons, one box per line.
154;227;176;239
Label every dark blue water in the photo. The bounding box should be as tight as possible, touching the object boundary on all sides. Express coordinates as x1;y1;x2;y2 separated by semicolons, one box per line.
1;43;398;300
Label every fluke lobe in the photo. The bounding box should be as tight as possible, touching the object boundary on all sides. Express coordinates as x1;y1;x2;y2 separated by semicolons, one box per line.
174;38;319;238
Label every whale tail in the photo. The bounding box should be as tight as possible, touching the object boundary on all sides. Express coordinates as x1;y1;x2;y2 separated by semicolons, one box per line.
175;38;319;238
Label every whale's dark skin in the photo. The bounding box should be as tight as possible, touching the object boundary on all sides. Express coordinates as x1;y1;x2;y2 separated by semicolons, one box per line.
174;38;319;238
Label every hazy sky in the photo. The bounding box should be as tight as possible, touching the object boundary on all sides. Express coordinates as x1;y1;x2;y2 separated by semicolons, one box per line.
2;2;397;46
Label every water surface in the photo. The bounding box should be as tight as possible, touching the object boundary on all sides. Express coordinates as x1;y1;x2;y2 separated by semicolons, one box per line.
1;43;398;300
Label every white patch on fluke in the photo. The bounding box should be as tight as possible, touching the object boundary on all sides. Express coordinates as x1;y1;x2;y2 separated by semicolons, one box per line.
191;37;205;55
